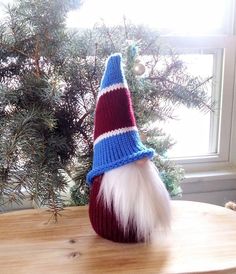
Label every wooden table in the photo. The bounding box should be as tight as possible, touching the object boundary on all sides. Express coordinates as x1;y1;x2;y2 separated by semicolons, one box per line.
0;201;236;274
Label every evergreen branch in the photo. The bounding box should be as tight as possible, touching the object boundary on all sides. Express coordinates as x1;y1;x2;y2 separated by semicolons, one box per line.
11;47;30;58
34;34;41;78
0;41;30;58
101;21;117;52
123;16;129;40
75;111;91;128
92;42;98;77
146;75;212;110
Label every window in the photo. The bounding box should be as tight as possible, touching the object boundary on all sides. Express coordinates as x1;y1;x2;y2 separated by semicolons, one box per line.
158;50;219;158
2;0;234;170
157;37;234;166
67;0;234;36
67;0;236;173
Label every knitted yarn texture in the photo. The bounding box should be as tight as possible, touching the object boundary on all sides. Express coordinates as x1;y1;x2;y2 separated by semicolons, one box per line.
87;53;154;184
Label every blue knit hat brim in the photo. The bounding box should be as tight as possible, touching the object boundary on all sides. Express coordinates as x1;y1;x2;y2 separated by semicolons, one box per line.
87;130;155;184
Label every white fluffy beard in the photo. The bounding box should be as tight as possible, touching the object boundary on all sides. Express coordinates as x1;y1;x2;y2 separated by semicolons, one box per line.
97;159;171;242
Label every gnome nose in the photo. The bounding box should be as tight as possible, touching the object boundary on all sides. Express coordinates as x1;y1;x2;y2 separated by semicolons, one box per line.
136;158;148;166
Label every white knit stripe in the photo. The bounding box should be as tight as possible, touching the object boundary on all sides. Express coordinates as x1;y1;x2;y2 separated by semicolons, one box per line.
94;126;138;146
97;83;128;102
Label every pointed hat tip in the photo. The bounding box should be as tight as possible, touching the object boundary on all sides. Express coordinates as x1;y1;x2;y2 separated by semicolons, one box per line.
100;53;126;90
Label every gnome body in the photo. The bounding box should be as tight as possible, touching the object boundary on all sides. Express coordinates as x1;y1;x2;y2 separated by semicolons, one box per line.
87;54;171;243
89;175;139;243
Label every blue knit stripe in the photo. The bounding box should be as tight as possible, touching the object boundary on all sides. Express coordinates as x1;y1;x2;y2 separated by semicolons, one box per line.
100;54;127;90
87;130;154;184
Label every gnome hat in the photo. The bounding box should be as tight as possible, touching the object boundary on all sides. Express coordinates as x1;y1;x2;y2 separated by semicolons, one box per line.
87;53;154;184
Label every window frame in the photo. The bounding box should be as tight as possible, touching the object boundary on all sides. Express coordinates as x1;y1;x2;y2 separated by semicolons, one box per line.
157;35;236;173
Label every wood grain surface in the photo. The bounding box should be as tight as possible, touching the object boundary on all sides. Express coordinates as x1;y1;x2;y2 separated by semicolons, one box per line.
0;200;236;274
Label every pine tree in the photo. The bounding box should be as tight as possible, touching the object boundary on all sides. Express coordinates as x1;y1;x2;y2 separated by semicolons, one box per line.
0;0;82;216
0;1;211;215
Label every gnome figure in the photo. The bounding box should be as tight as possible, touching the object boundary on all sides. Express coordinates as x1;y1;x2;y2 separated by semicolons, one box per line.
87;53;171;243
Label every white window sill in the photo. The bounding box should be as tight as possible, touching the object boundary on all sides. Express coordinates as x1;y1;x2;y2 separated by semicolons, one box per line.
184;167;236;183
182;167;236;195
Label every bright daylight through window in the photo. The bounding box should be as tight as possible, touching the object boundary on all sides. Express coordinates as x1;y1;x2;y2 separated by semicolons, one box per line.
160;52;220;158
0;0;232;163
67;0;234;161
